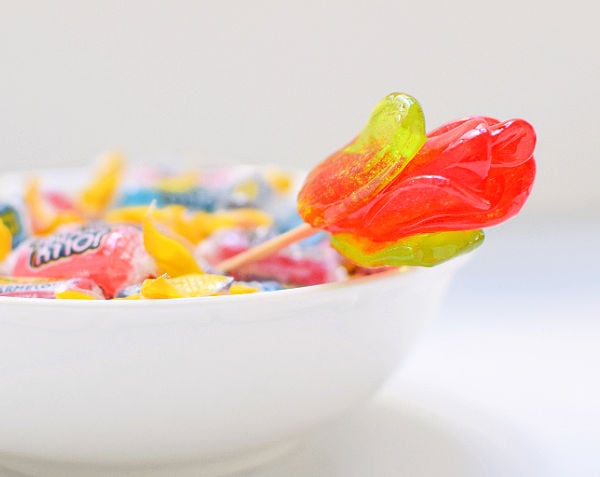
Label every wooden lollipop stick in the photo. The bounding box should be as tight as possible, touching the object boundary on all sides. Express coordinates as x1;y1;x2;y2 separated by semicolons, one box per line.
215;222;320;273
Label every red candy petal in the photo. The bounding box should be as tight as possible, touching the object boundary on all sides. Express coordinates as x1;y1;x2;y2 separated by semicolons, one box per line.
298;93;427;229
300;113;536;242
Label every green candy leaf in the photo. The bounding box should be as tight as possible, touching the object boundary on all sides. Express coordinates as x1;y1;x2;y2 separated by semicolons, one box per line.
344;92;427;166
331;229;485;268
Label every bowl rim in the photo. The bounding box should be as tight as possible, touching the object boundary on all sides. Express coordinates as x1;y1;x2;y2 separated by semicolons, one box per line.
0;163;467;313
0;265;421;309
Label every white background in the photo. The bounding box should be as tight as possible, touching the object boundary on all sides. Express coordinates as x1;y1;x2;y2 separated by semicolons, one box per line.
1;1;599;476
1;0;599;213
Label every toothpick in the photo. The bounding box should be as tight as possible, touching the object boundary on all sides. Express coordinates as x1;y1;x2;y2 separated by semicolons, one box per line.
216;222;320;273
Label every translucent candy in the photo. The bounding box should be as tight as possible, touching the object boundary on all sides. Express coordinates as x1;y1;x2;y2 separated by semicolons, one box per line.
331;229;484;268
0;93;537;296
298;93;536;267
325;117;536;239
298;93;427;230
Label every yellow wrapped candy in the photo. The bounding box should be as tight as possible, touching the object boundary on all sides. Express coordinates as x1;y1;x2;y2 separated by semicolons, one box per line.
78;151;125;218
0;220;11;261
143;213;204;276
141;273;233;299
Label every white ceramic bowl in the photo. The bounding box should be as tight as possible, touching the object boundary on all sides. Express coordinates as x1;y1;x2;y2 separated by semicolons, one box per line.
0;165;468;476
0;257;466;477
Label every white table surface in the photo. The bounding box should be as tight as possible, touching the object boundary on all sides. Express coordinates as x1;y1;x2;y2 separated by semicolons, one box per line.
245;210;600;477
1;211;597;477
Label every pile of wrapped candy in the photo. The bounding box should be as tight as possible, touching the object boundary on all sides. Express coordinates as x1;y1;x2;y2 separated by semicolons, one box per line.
0;93;537;300
0;156;360;299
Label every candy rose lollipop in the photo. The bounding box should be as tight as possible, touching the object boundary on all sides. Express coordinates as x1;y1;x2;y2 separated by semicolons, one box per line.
218;92;536;271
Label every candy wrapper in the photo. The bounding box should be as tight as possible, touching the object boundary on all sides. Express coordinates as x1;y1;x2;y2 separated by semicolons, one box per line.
198;228;347;286
1;224;156;298
0;276;105;299
218;92;535;272
0;202;29;248
0;91;537;300
140;273;234;299
118;166;300;233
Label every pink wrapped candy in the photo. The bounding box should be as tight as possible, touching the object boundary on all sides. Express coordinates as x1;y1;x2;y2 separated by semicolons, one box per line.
199;228;346;287
2;224;156;298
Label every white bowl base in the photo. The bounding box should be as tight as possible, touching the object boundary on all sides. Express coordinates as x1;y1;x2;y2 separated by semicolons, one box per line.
0;440;297;477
